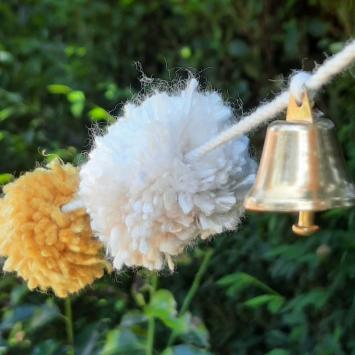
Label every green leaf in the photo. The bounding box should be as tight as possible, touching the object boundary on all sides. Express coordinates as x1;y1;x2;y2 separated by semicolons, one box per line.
44;147;77;163
145;289;177;318
0;107;15;121
89;107;114;122
70;101;85;117
47;84;71;95
283;289;328;313
103;82;120;101
65;46;87;57
0;173;14;185
162;349;174;355
329;42;345;54
76;47;87;57
217;272;278;297
120;311;147;327
144;290;188;333
67;90;86;117
67;90;85;103
180;46;192;59
114;299;126;313
244;294;285;313
0;50;13;63
101;328;145;355
178;314;210;348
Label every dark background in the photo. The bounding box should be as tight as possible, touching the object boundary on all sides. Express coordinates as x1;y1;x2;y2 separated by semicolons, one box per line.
0;1;355;354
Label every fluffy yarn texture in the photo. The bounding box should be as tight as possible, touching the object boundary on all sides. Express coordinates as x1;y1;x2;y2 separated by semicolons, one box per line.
79;79;256;271
0;161;107;298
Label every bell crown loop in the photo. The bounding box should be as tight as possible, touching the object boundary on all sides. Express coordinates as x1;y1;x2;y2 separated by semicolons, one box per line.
286;91;314;123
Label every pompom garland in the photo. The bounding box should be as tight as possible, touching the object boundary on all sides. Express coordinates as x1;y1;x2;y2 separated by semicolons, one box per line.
78;79;256;271
0;161;108;298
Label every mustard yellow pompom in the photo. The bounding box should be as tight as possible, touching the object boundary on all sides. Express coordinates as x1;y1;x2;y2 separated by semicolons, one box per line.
0;161;108;298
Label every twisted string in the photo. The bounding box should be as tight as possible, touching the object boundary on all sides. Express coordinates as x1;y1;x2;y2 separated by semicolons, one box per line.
185;40;355;162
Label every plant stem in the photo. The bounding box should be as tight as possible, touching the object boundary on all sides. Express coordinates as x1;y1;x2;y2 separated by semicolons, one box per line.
146;273;158;355
167;249;213;347
65;297;75;355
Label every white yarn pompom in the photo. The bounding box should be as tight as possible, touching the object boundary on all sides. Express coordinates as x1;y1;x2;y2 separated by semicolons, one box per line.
78;79;256;271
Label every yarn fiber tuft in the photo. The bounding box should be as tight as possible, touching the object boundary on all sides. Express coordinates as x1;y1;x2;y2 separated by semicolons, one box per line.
79;79;256;271
0;160;108;298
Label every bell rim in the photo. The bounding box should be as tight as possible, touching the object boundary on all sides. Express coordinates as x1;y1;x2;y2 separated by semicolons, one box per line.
244;196;355;212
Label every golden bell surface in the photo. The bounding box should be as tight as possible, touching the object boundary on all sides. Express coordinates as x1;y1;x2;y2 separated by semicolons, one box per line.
244;93;355;236
244;118;355;211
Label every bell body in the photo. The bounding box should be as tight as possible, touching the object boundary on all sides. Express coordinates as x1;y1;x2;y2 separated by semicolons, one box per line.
244;118;355;212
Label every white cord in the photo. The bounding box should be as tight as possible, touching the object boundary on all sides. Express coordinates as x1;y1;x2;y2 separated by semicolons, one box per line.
185;40;355;162
289;71;312;104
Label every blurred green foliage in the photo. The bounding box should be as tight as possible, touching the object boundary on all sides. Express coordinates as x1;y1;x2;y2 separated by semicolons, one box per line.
1;0;355;354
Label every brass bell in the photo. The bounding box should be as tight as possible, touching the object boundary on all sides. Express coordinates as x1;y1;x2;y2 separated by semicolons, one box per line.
244;91;355;236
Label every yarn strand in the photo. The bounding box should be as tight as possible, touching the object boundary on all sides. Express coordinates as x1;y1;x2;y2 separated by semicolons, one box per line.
185;40;355;162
